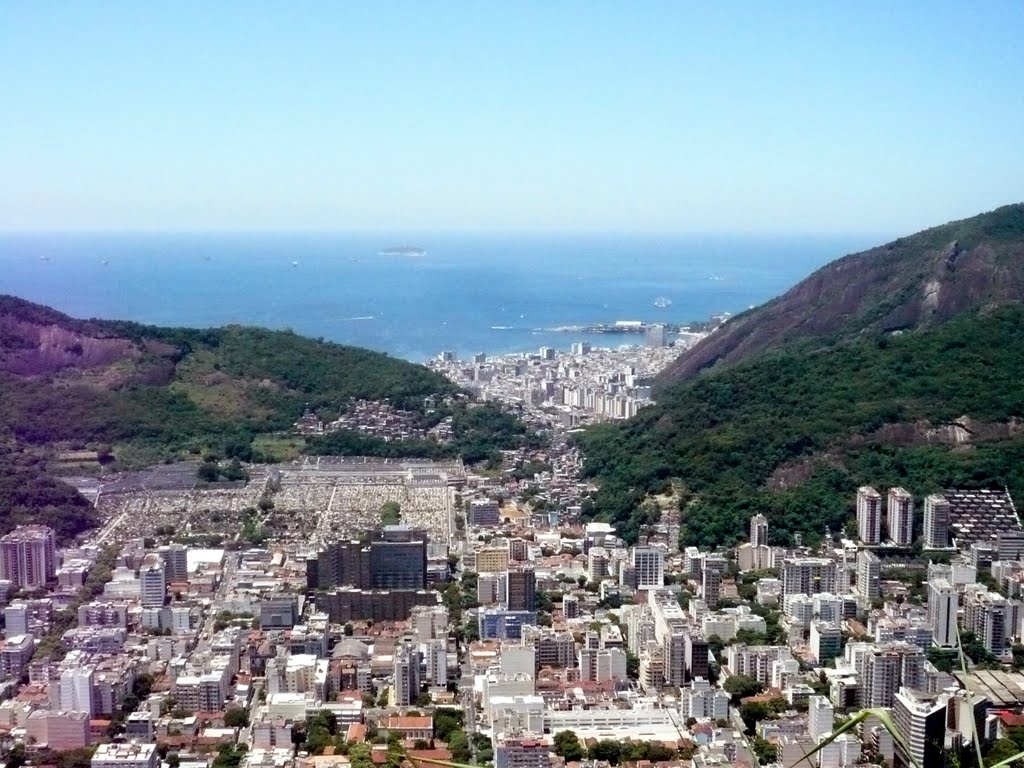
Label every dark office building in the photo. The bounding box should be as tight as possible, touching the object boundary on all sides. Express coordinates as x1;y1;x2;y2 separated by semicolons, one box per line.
307;526;428;591
318;587;439;622
506;567;536;612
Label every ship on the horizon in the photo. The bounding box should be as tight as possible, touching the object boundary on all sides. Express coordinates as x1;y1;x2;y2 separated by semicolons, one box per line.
378;244;427;257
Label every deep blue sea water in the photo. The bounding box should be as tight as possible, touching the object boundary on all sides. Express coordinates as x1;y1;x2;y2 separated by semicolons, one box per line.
0;231;877;361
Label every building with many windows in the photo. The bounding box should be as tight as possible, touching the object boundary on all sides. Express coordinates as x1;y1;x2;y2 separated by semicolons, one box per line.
630;547;665;590
887;488;914;545
0;526;57;589
857;486;883;545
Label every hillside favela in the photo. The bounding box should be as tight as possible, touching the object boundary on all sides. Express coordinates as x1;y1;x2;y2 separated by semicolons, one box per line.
2;6;1024;768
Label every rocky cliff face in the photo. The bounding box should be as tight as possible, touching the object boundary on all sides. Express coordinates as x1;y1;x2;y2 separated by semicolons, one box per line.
660;203;1024;384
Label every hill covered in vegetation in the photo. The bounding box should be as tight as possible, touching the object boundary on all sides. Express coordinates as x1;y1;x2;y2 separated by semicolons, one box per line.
580;217;1024;547
660;203;1024;383
0;296;468;540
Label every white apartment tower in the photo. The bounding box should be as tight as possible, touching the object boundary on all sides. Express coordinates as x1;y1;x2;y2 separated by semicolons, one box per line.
750;514;768;548
857;486;883;545
59;665;95;716
0;525;57;589
630;547;665;590
392;641;421;706
139;556;166;608
782;558;840;598
927;578;958;648
887;488;914;545
923;494;952;549
808;695;834;740
856;550;881;609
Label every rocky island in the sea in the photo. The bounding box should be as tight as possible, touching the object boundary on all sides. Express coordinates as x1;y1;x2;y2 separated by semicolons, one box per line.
378;244;427;257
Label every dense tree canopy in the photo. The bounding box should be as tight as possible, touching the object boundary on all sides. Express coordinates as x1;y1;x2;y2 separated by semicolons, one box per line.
578;306;1024;547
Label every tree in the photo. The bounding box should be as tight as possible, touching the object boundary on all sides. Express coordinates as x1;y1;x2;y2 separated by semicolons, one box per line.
224;708;249;728
588;740;622;765
724;674;766;705
751;736;778;765
553;731;586;762
380;501;401;526
447;730;471;763
739;701;773;734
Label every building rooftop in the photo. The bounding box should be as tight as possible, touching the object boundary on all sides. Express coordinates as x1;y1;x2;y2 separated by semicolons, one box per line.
946;488;1022;545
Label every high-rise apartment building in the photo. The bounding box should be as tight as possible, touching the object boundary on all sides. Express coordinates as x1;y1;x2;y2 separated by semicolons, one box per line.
702;554;726;609
0;526;57;588
808;695;834;740
857;486;883;545
630;547;665;590
927;578;958;648
782;558;840;598
157;544;189;583
139;555;166;608
856;550;881;609
864;644;925;708
750;514;768;547
887;488;914;545
923;494;952;549
392;640;421;707
964;592;1007;655
892;688;948;768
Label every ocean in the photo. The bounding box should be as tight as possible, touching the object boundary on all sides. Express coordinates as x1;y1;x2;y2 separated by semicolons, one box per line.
0;231;876;362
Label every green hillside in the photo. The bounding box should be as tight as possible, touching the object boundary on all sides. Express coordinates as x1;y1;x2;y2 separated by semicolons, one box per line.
578;305;1024;547
0;296;466;540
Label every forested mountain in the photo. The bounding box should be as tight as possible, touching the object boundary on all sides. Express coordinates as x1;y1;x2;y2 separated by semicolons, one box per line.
580;206;1024;547
660;203;1024;383
0;296;462;540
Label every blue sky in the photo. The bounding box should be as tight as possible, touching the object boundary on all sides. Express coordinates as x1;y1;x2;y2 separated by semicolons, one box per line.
2;2;1022;233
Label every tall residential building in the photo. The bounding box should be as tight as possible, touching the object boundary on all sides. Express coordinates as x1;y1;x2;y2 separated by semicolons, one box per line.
750;514;768;548
139;556;166;608
392;641;421;707
645;324;667;349
887;488;914;545
59;666;95;716
927;578;958;648
964;592;1008;655
856;550;881;609
892;688;948;768
864;644;925;708
680;678;730;720
702;554;726;609
782;558;840;598
923;494;951;549
587;547;610;583
684;632;709;682
808;695;834;741
506;568;536;612
494;734;551;768
0;526;57;588
630;547;665;590
561;594;580;620
157;544;189;583
857;486;883;545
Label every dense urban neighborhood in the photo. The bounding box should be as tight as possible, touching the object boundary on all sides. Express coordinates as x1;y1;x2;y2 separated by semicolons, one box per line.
2;325;1023;768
